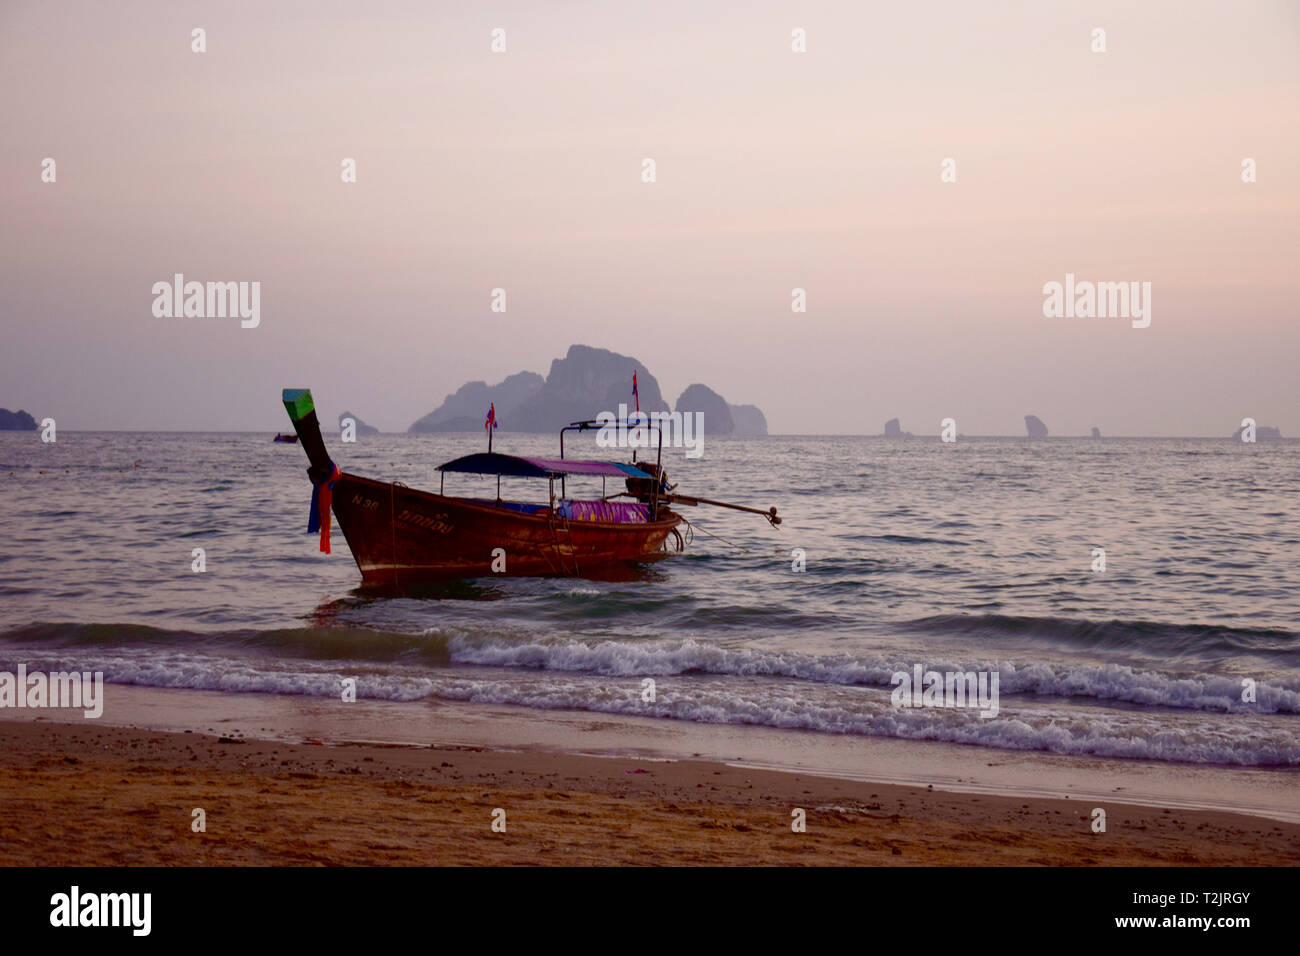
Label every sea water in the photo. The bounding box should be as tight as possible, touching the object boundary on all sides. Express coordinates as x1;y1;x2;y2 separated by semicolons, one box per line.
1;432;1297;767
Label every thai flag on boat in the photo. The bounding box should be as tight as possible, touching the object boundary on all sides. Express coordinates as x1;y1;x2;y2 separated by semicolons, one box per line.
485;403;498;432
632;371;642;440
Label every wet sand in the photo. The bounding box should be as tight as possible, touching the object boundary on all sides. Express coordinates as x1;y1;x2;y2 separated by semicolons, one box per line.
2;718;1297;866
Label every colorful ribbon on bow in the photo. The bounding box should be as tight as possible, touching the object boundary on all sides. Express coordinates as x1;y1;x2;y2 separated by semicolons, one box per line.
307;461;342;554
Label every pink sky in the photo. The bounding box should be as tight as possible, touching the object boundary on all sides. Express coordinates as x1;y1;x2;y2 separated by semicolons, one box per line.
2;0;1297;434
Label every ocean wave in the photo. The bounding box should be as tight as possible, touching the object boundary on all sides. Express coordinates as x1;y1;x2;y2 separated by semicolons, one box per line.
5;621;1297;716
904;612;1299;659
437;633;1300;715
0;622;454;663
1;644;1295;766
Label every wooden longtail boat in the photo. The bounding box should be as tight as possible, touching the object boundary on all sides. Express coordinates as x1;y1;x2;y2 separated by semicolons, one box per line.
281;388;779;583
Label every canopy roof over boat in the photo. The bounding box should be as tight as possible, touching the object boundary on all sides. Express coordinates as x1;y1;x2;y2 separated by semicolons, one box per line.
437;452;653;480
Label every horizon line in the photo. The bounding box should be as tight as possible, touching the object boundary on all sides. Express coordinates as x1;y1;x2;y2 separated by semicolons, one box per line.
5;429;1289;441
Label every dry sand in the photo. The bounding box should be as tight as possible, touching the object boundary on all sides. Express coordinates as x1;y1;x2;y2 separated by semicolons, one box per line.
2;719;1296;866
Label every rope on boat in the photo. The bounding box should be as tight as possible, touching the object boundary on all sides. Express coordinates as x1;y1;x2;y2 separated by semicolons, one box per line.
680;516;748;552
545;505;579;576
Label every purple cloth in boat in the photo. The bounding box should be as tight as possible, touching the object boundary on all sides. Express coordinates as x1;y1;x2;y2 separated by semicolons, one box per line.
558;500;649;523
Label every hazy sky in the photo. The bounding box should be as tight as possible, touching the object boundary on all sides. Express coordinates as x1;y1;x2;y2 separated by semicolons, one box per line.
2;0;1297;435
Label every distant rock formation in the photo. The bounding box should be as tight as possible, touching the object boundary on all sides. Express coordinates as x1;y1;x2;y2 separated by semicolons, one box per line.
675;384;734;435
1024;415;1049;439
1090;426;1101;438
408;346;666;434
729;404;768;437
408;346;768;436
1233;423;1282;441
339;411;379;436
409;371;544;433
0;409;37;431
883;418;913;438
675;388;769;436
507;346;669;433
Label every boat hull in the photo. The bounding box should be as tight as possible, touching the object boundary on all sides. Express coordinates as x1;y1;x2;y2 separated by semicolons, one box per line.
328;473;681;583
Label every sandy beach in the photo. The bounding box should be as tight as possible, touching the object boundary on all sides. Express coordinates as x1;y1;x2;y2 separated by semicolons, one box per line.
2;708;1296;866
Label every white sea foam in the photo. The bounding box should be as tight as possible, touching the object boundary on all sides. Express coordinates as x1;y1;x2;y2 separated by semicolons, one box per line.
7;645;1299;766
434;633;1300;715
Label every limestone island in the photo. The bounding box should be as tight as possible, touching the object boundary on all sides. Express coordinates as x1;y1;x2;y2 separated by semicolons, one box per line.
410;345;767;436
0;409;37;431
1025;415;1049;439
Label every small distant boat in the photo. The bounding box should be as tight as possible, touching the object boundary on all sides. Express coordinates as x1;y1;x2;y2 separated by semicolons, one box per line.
280;388;779;583
273;432;299;444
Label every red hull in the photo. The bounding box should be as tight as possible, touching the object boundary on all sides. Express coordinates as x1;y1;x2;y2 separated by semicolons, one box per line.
329;473;682;583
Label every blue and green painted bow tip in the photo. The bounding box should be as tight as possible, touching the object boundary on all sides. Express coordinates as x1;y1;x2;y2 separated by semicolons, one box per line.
282;388;315;423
